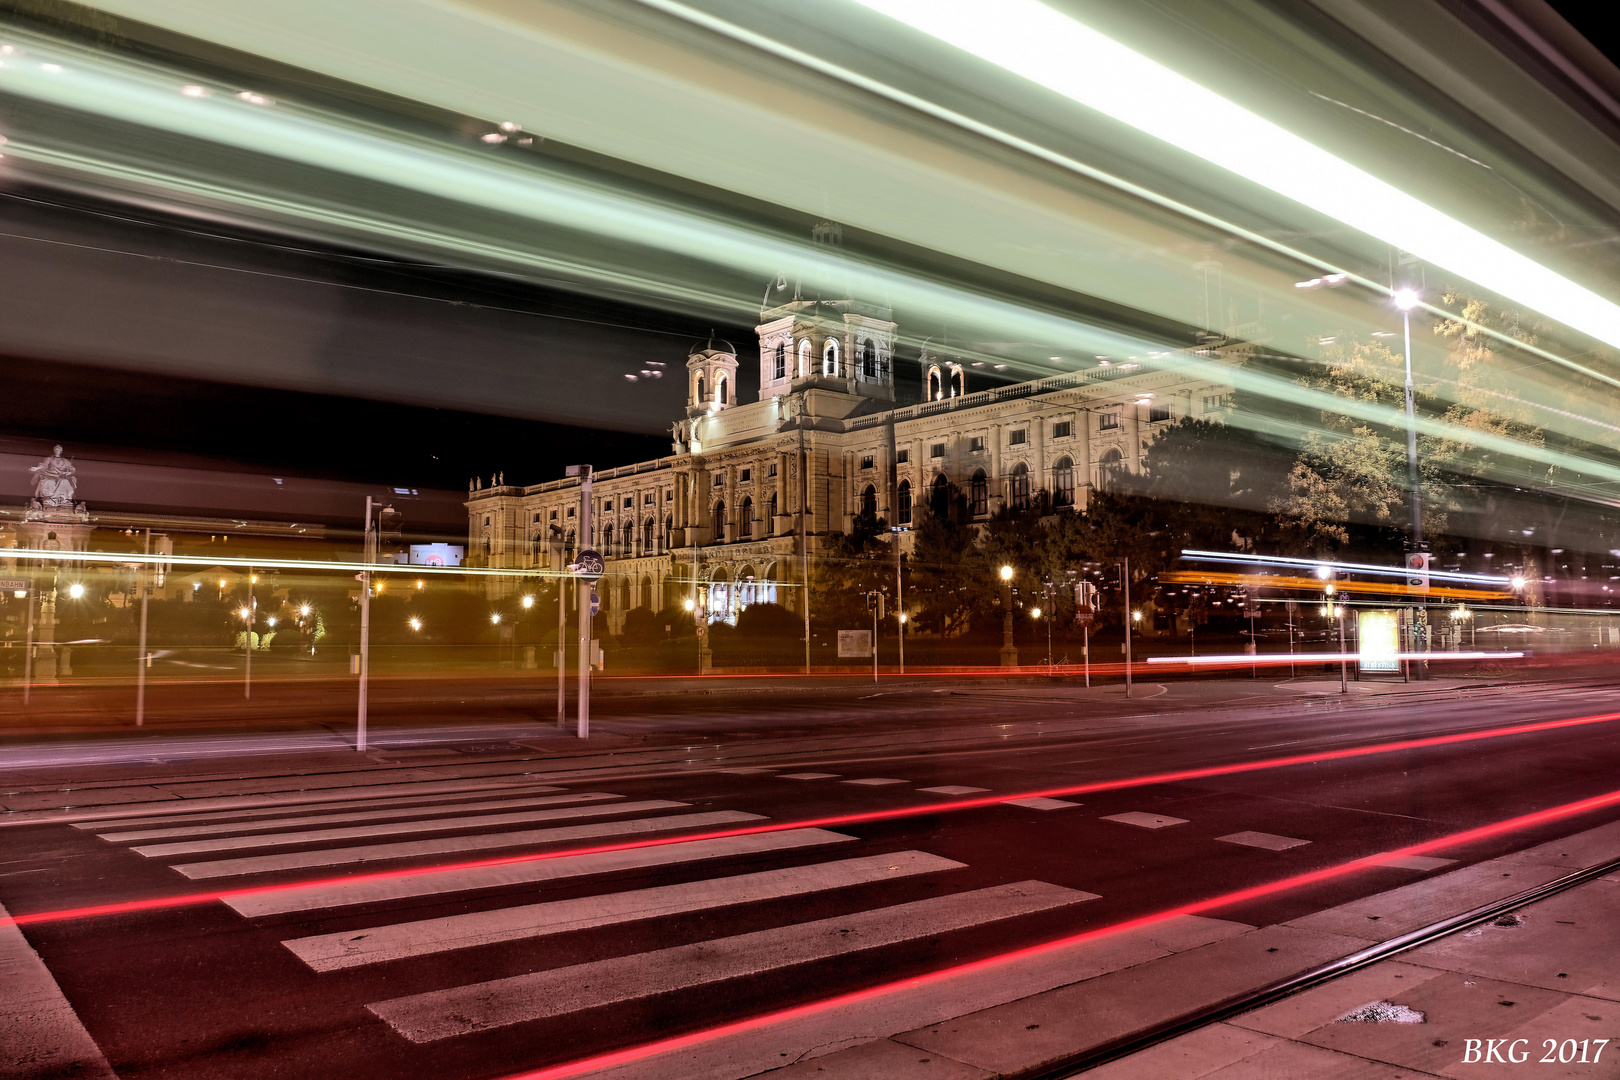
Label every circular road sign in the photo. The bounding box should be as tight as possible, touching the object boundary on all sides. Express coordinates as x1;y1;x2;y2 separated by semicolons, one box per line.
574;548;605;581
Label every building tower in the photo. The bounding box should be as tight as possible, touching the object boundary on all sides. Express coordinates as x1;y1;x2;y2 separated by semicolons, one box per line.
686;336;739;418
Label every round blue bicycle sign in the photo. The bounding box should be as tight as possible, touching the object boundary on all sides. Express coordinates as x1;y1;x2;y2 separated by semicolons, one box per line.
574;548;605;581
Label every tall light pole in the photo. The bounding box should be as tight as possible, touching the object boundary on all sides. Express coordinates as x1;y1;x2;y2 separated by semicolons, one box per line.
999;564;1017;667
135;529;150;726
1119;556;1133;695
1394;288;1423;543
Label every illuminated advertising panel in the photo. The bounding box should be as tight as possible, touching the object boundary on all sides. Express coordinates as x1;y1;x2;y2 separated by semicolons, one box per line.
1358;609;1400;672
408;543;464;567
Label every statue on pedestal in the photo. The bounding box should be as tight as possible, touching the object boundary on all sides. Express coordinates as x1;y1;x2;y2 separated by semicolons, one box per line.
28;445;78;510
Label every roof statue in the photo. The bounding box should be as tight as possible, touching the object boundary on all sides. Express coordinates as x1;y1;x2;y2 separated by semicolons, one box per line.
28;445;78;509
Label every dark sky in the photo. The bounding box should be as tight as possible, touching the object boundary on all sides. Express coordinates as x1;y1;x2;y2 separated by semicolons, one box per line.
0;186;750;524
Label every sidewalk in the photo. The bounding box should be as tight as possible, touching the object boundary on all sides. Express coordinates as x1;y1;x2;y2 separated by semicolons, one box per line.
1087;865;1620;1078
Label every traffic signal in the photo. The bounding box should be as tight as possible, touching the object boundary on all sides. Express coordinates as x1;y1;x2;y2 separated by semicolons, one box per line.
378;505;403;541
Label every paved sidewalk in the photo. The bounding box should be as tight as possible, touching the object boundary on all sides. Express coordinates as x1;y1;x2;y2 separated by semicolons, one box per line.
1089;866;1620;1078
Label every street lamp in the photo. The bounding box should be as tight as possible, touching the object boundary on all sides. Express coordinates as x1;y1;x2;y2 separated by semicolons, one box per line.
1394;287;1423;543
998;564;1017;666
1510;575;1527;591
67;582;85;599
490;612;502;625
409;616;422;631
521;594;534;609
299;604;312;618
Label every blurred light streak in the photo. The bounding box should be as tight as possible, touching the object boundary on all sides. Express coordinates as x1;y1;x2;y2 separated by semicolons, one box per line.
500;783;1620;1080
8;707;1618;929
1145;652;1523;666
1177;551;1512;586
636;0;1620;394
855;0;1620;350
3;547;552;578
1159;571;1511;603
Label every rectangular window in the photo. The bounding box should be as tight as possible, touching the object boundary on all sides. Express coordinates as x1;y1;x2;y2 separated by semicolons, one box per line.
665;488;673;501
566;506;575;518
644;493;654;505
549;509;558;520
968;436;986;453
1203;393;1232;412
861;455;874;470
714;471;725;486
623;497;634;508
896;449;909;464
1149;403;1172;423
740;468;752;482
768;462;778;477
1008;428;1027;446
1099;412;1119;430
930;442;945;459
1052;421;1073;439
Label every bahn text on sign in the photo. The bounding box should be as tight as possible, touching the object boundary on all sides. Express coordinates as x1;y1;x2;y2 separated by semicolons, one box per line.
573;548;605;581
0;579;28;593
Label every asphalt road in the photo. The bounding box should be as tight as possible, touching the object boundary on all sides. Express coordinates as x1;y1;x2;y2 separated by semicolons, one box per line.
6;678;1620;1080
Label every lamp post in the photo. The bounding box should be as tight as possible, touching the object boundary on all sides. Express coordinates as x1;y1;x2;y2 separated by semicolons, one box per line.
999;564;1017;667
1394;288;1423;544
135;528;150;727
1119;556;1133;695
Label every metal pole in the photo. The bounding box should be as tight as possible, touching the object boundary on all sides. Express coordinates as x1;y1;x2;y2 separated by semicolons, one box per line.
556;536;567;727
1122;556;1132;695
1083;623;1090;688
136;529;150;726
1338;609;1348;693
1402;306;1422;543
22;568;35;706
1249;611;1256;678
358;500;372;752
872;596;879;684
577;466;593;739
244;565;253;700
800;435;811;674
895;554;905;675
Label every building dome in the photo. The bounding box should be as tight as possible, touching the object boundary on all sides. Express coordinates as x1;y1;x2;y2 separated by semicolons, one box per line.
688;335;736;358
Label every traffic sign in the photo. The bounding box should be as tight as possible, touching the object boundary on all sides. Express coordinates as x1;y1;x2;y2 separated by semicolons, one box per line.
574;548;605;581
1406;552;1431;592
0;579;28;593
589;586;600;617
1074;604;1095;628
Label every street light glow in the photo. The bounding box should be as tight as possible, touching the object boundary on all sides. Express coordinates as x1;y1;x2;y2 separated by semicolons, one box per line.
1511;575;1528;590
1000;565;1014;581
1393;288;1421;311
490;613;501;624
521;594;534;608
67;583;85;598
1030;607;1041;619
409;617;422;631
299;604;311;617
238;606;252;620
683;598;695;612
266;616;276;627
1132;609;1142;622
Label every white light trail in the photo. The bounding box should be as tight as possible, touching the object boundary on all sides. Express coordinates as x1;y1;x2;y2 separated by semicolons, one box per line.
1179;549;1513;586
855;0;1620;349
1147;652;1524;665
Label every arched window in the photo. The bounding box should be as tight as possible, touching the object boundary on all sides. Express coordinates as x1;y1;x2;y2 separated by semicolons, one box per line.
565;529;576;559
740;496;754;539
619;578;631;612
823;338;839;376
767;491;777;528
861;339;876;379
663;515;673;549
969;470;988;517
1098;447;1125;492
1010;462;1031;510
927;366;942;401
773;342;786;381
603;523;614;557
712;499;727;542
860;484;877;518
695;374;706;403
897;480;912;525
715;374;727;405
930;475;950;519
951;367;965;397
798;338;811;376
643;518;655;554
1053;457;1075;508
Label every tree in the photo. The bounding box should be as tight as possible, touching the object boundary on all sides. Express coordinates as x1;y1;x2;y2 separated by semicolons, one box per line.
809;509;893;630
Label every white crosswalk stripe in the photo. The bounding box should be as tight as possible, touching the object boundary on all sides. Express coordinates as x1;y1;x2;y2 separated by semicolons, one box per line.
75;783;571;834
170;810;764;879
129;797;677;858
368;880;1097;1041
224;829;859;917
95;792;626;843
282;850;967;971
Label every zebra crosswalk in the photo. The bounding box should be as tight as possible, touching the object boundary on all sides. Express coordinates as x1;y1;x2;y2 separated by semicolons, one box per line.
73;773;1106;1078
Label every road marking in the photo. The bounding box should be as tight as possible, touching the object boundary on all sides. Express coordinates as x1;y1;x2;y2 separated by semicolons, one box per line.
1003;797;1080;811
73;783;569;832
843;778;908;786
1102;812;1189;829
225;829;858;917
919;786;989;795
1374;854;1457;871
129;798;674;858
780;773;840;780
717;768;776;775
96;792;623;842
1217;830;1311;851
0;901;118;1080
368;880;1096;1041
282;850;965;972
172;810;765;879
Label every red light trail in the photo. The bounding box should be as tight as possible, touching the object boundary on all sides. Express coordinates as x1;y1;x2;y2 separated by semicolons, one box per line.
499;782;1620;1080
5;708;1619;929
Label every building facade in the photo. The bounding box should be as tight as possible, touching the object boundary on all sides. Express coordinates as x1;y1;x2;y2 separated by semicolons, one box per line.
467;277;1241;632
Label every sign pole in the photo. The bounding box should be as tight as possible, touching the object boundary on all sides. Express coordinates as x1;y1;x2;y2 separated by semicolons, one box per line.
22;571;35;706
1121;556;1132;696
556;535;567;727
244;565;253;700
1083;623;1090;688
576;466;594;739
136;529;150;727
1338;608;1349;693
358;498;372;753
872;594;879;684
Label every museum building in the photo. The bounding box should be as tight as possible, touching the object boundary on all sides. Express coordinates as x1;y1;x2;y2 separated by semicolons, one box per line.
466;275;1243;632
